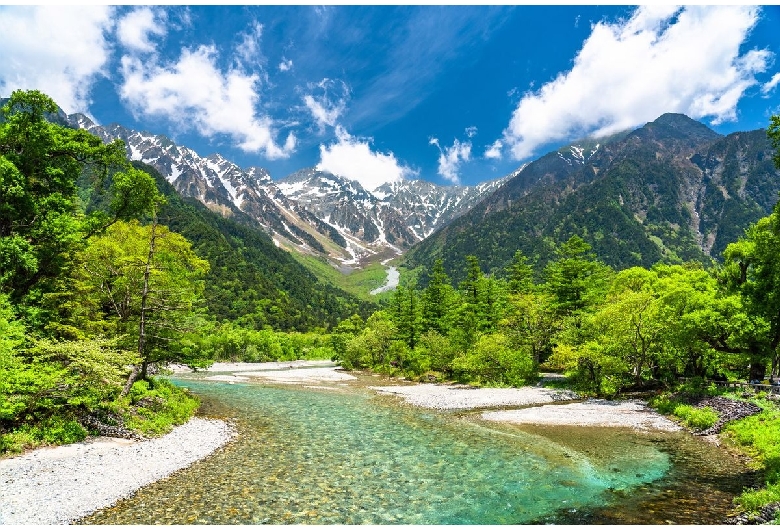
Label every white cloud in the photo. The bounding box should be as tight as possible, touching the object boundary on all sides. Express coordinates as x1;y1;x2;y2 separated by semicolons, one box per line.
318;126;416;190
117;7;166;54
503;6;770;160
279;58;293;72
465;126;478;138
0;6;114;114
484;140;503;160
235;20;264;67
762;72;780;96
302;78;349;132
430;137;471;184
119;45;295;159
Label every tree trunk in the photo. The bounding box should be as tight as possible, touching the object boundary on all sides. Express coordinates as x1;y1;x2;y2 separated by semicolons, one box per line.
121;364;142;397
120;213;158;397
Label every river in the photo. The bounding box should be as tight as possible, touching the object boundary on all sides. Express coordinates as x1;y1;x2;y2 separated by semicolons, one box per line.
80;373;754;525
370;262;400;295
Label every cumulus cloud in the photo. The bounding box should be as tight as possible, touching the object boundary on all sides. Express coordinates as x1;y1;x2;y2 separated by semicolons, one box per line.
502;6;770;160
762;72;780;96
484;140;503;160
303;79;350;132
279;58;293;72
465;126;478;138
318;126;416;190
430;137;471;184
119;45;295;159
0;5;113;114
117;7;166;54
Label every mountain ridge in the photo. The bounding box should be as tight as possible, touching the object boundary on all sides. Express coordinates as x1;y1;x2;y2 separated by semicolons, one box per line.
403;114;780;284
65;113;508;268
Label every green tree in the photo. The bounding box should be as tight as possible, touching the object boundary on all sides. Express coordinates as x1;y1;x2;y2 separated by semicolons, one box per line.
330;314;364;362
74;220;209;393
769;113;780;170
723;208;780;380
454;256;505;347
506;250;534;295
341;311;397;371
421;259;455;335
389;284;422;349
0;90;159;321
501;291;556;365
543;235;612;317
452;333;535;387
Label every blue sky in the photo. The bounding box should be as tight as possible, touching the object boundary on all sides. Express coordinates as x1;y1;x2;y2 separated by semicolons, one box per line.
1;5;779;189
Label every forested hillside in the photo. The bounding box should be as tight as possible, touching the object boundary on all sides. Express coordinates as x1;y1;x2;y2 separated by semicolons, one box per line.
0;90;371;454
105;162;374;331
404;114;780;285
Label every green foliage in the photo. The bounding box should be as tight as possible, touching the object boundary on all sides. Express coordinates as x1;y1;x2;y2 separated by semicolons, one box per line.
735;482;780;513
340;311;398;371
29;338;141;409
0;415;88;454
723;397;780;515
120;378;199;436
195;322;335;363
73;220;209;369
769;114;780;170
452;333;534;387
0;91;208;453
0;90;157;319
543;235;613;317
725;405;780;483
671;404;719;430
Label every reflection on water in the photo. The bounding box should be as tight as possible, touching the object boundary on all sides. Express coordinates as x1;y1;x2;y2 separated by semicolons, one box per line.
80;375;753;525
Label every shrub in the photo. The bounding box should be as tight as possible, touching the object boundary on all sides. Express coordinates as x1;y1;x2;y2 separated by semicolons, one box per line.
121;378;199;436
649;396;719;430
725;406;780;483
0;428;37;454
452;333;534;387
36;415;88;445
735;482;780;513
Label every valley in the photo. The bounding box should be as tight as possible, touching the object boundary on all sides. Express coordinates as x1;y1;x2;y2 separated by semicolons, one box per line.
3;4;780;527
2;89;780;526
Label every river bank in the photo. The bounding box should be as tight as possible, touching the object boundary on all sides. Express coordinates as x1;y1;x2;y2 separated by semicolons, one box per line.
0;417;235;525
187;362;682;431
0;362;748;524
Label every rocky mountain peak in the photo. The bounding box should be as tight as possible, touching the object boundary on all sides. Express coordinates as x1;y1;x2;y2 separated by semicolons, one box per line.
63;114;506;267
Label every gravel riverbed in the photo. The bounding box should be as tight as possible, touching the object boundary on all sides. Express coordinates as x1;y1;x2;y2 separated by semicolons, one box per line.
482;399;683;431
0;417;235;525
369;383;579;410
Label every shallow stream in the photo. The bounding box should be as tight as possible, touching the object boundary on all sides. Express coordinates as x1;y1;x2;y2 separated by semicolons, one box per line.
80;373;754;524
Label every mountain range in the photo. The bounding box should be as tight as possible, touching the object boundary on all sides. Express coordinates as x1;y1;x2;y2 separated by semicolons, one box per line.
403;113;780;283
63;109;780;291
66;113;507;268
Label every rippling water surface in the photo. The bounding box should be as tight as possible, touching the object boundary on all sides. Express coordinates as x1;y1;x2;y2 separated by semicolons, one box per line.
81;374;753;525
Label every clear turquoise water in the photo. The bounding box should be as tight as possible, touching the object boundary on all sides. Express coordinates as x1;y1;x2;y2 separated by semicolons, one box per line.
80;377;752;525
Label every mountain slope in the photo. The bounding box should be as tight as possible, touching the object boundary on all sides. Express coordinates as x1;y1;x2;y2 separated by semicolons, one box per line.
66;114;506;267
85;161;376;331
403;114;780;283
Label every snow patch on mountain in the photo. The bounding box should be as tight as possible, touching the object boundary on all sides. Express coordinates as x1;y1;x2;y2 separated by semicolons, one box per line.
65;113;513;268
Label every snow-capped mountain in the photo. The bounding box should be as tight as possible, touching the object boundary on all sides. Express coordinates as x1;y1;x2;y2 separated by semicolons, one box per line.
67;113;508;266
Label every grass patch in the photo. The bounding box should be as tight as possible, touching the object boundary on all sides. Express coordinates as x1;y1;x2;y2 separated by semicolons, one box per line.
291;253;392;300
649;396;718;430
722;399;780;517
673;404;718;430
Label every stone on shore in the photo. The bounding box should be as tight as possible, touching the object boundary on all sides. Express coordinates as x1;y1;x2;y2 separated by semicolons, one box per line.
0;417;235;525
